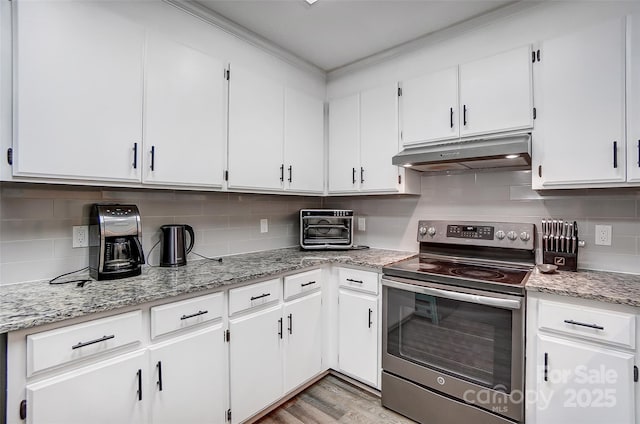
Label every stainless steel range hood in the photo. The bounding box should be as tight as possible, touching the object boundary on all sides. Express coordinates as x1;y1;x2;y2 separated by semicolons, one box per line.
392;134;531;172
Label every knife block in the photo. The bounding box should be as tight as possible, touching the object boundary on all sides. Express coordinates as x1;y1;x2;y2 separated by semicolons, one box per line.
543;249;578;272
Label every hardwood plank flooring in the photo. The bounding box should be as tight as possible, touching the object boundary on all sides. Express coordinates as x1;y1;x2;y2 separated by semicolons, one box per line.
257;375;417;424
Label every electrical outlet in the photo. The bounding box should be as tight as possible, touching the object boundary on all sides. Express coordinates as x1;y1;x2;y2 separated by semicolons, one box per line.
73;225;89;248
260;219;268;233
594;225;612;246
358;217;366;232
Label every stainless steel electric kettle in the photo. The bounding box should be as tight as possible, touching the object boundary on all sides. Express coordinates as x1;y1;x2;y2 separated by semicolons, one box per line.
159;224;195;267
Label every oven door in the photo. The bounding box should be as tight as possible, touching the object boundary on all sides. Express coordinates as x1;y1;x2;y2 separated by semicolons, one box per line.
300;216;353;248
382;276;524;422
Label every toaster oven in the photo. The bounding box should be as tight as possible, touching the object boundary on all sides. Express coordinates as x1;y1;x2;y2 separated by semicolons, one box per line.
300;209;354;250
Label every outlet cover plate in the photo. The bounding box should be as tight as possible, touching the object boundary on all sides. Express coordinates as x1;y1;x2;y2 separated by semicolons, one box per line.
260;219;268;233
73;225;89;248
594;225;612;246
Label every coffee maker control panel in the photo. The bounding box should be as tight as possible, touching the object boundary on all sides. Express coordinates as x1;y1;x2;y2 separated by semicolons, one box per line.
105;207;134;216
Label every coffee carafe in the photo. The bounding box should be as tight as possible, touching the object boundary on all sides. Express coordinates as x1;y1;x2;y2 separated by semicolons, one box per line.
159;224;195;267
90;204;145;280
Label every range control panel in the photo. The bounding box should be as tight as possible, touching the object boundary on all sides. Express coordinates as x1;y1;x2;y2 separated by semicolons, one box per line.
418;220;535;250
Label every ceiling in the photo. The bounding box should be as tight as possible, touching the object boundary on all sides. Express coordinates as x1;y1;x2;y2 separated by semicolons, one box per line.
195;0;517;72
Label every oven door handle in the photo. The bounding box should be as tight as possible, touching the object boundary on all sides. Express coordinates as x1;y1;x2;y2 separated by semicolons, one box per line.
382;279;522;310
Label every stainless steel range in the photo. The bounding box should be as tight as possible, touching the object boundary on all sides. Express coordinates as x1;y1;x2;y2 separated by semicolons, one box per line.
381;220;535;424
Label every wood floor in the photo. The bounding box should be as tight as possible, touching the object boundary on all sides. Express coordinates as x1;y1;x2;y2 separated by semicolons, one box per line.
257;375;417;424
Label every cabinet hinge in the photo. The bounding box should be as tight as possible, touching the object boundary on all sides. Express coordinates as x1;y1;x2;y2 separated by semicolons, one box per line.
227;408;232;421
634;366;638;383
533;107;537;120
224;329;230;342
19;400;27;420
397;87;402;97
224;170;229;181
7;147;13;165
538;165;542;178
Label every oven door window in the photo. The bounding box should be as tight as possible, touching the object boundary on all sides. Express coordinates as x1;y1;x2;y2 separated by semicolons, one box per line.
386;286;514;392
302;218;351;245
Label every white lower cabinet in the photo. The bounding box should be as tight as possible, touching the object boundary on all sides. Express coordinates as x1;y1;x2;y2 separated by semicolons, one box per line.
338;288;378;388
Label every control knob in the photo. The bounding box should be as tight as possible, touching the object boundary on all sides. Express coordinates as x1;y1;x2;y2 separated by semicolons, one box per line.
520;232;530;241
495;230;506;240
427;227;437;237
507;231;518;241
419;226;427;236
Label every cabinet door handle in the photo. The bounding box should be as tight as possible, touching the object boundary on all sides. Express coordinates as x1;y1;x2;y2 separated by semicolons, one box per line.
301;281;316;287
288;313;293;335
368;308;373;328
250;293;271;301
137;369;143;401
563;319;604;330
156;361;163;391
352;167;356;184
463;105;467;126
360;167;364;184
544;353;548;382
180;310;208;320
71;334;115;350
280;164;284;182
346;278;363;284
637;140;639;167
450;107;454;128
278;317;283;339
613;141;618;168
288;165;292;183
132;143;138;169
150;146;155;171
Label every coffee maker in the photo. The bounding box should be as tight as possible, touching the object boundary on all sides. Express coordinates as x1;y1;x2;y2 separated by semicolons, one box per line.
89;204;145;280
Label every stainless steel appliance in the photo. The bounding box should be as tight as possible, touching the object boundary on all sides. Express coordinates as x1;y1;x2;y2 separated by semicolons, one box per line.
159;224;195;267
381;220;535;424
89;204;145;280
300;209;354;250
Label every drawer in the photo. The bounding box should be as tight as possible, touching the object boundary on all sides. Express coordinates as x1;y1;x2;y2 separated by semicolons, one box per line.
151;292;223;339
284;269;322;300
337;267;378;295
538;300;636;349
229;278;281;315
27;310;142;376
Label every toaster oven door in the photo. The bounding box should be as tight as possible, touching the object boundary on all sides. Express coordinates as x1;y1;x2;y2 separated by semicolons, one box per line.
301;216;353;248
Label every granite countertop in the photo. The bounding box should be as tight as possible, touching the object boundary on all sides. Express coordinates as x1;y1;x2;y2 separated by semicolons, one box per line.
0;247;416;333
526;268;640;307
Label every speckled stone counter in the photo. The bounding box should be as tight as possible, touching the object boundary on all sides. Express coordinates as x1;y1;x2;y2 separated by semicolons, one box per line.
0;247;416;333
526;268;640;307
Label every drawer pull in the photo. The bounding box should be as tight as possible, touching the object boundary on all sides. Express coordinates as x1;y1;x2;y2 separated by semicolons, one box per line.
71;334;115;350
301;281;317;287
346;278;363;284
251;293;271;301
180;310;208;320
563;319;604;330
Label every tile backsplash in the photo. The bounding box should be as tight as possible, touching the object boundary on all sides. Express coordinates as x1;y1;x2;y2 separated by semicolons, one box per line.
0;183;321;286
326;170;640;275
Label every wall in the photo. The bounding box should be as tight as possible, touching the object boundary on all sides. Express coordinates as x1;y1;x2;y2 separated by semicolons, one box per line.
0;183;320;286
326;170;640;274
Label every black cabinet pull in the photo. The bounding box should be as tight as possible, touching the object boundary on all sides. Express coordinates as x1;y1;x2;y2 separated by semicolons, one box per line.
352;167;356;184
156;361;163;391
450;107;454;128
278;317;283;339
280;164;284;182
150;146;155;171
463;105;467;126
288;165;292;183
634;366;638;382
613;141;618;168
360;167;364;184
544;353;548;382
180;310;208;320
368;308;373;328
563;319;604;330
133;143;138;169
288;313;293;335
72;334;115;350
250;293;271;301
19;400;27;420
301;281;316;287
346;278;363;284
137;369;143;401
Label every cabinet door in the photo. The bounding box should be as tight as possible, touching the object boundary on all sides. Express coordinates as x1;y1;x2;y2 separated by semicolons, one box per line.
283;291;323;393
283;88;324;193
536;334;636;424
628;14;640;183
459;45;532;138
143;34;226;188
14;1;144;182
148;325;226;424
328;94;360;193
535;18;626;187
227;66;284;191
360;83;401;192
338;289;378;387
26;351;146;424
401;66;459;145
229;304;283;424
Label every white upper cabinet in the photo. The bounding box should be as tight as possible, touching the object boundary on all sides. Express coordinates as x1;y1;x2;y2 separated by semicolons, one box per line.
459;45;533;138
533;18;627;188
13;1;144;182
227;65;284;191
328;94;360;193
283;88;324;193
143;34;226;188
628;14;640;183
400;66;459;145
